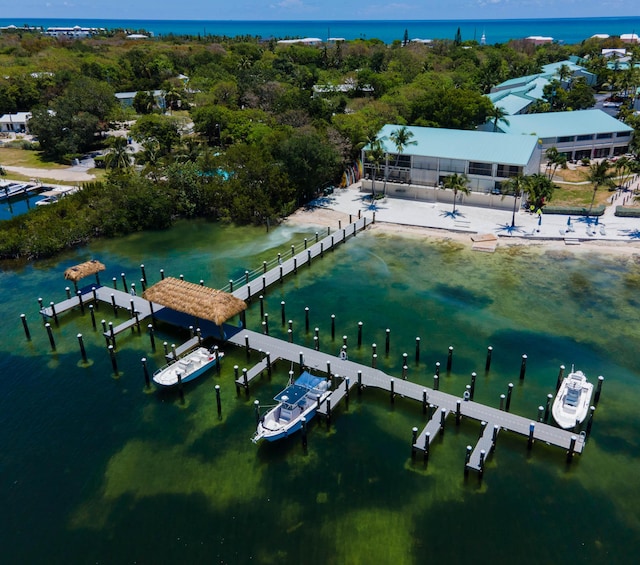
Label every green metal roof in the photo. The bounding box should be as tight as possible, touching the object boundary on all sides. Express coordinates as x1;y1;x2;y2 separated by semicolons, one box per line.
374;125;539;166
497;110;634;138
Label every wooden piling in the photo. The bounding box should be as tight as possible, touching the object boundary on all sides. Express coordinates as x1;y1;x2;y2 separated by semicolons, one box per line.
142;357;150;388
446;346;453;373
89;304;96;329
331;314;335;340
357;322;363;348
305;307;310;333
281;301;286;326
77;333;87;363
556;365;565;392
485;346;493;372
506;383;514;412
108;344;118;376
415;337;420;364
390;378;395;404
215;385;222;418
50;301;58;325
20;314;31;340
470;372;477;400
594;376;604;405
519;354;527;380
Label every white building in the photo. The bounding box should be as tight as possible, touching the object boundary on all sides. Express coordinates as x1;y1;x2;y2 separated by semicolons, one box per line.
0;112;31;133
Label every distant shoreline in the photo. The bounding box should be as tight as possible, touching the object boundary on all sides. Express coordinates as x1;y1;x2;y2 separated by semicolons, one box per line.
2;16;640;44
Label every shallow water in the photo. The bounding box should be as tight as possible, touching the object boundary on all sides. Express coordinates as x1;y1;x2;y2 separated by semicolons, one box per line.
1;218;639;563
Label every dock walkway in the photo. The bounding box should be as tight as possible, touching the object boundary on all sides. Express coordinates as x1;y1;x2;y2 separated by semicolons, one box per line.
228;329;585;471
231;216;369;301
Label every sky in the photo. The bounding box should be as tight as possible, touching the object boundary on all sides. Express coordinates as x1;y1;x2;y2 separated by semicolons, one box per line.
0;0;638;21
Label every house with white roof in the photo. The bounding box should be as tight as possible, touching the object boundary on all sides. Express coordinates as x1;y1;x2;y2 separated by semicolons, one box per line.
0;112;31;133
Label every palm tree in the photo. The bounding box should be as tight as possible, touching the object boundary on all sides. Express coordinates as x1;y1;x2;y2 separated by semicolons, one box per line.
586;160;616;218
104;136;131;170
389;126;417;185
502;174;528;227
442;173;470;215
545;146;567;180
366;137;385;198
488;105;510;132
525;173;557;210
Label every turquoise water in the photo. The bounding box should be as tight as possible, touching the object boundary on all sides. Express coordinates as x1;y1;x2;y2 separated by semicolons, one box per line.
2;17;640;44
1;218;640;563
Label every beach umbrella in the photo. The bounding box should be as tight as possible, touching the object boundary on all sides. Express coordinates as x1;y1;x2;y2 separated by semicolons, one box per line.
538;214;542;226
595;216;599;226
567;217;571;226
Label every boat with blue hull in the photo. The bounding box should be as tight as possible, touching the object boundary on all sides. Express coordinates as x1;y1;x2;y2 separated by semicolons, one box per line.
153;346;223;388
253;371;330;443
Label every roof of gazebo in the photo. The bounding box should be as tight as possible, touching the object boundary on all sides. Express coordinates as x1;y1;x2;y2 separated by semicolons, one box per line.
143;277;246;326
63;260;106;282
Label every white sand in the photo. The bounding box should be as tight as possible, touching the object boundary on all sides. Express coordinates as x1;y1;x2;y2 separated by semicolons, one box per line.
284;204;640;257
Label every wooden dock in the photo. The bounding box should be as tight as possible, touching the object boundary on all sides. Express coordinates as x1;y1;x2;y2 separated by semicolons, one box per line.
230;216;370;301
228;329;585;472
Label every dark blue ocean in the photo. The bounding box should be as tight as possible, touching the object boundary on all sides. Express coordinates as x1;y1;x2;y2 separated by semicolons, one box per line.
2;17;640;44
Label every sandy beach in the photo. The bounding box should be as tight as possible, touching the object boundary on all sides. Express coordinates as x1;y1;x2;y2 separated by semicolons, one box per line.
284;187;640;258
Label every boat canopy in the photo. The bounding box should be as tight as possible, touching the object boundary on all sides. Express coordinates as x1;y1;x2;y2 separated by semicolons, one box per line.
274;372;326;406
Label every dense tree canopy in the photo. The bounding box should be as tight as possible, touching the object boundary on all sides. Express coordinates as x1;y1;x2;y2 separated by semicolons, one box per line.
1;28;638;259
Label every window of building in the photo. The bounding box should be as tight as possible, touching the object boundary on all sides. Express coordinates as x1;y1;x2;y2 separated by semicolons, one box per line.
593;147;610;158
413;156;438;170
468;162;493;176
613;145;628;156
557;136;575;143
439;158;466;174
596;133;613;139
496;164;522;178
616;131;631;138
573;149;591;160
576;134;593;141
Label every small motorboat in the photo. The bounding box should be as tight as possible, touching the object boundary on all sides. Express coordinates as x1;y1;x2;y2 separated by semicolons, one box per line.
253;371;330;443
552;368;594;429
152;346;223;388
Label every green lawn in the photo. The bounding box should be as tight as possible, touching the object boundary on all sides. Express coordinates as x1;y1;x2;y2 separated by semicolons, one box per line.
0;146;68;169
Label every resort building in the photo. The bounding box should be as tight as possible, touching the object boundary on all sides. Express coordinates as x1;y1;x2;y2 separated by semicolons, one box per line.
0;112;31;134
488;59;597;116
491;109;634;161
361;124;541;208
44;26;102;38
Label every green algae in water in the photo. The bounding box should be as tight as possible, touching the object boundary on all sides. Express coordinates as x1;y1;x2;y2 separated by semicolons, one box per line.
1;221;640;563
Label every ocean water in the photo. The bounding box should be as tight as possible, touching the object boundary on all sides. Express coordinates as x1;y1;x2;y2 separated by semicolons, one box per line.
1;217;640;563
2;17;640;44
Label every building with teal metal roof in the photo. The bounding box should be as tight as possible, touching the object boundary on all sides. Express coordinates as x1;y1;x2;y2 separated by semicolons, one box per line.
362;124;541;197
487;59;597;117
494;109;633;161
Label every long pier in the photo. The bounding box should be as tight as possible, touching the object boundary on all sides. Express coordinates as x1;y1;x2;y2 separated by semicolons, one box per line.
228;329;585;474
229;216;370;301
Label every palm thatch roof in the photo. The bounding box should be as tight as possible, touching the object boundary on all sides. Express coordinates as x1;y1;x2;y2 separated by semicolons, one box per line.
143;277;246;326
63;260;106;282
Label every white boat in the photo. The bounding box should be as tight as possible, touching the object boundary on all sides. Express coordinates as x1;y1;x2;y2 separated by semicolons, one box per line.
152;347;223;388
552;368;593;429
253;371;330;443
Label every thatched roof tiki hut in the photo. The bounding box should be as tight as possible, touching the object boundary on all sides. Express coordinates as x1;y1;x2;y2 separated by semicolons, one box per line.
143;277;247;336
63;260;106;291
